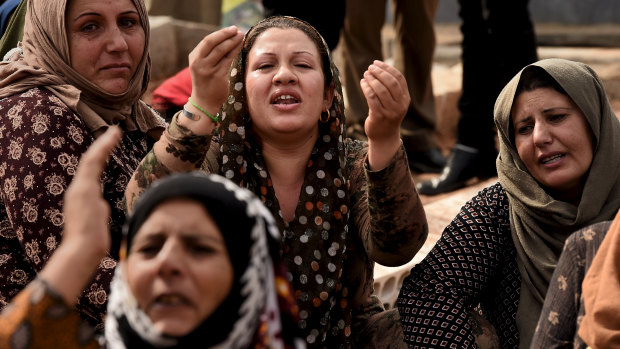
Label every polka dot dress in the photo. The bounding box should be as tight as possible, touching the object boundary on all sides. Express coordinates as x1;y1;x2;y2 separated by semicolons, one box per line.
218;39;354;346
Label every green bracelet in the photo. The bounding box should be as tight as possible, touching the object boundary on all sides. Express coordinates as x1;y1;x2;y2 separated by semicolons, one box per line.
187;97;219;124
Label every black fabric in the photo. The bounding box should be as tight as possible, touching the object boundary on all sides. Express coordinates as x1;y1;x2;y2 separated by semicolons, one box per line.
124;173;256;261
456;0;537;152
262;0;345;50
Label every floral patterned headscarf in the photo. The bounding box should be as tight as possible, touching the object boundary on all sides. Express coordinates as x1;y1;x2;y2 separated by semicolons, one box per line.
217;16;353;345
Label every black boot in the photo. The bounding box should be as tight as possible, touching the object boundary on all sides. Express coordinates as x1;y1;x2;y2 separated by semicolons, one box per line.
416;145;497;195
407;148;447;174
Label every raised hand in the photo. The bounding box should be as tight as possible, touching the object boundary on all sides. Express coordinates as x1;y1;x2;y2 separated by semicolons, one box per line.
360;60;410;170
62;126;122;259
184;26;244;134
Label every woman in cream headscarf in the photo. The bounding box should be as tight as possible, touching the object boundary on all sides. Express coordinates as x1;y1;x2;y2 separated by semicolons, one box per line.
0;0;164;329
398;58;620;348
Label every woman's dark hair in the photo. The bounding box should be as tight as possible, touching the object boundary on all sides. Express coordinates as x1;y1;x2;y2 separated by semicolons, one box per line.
241;16;333;90
515;65;568;97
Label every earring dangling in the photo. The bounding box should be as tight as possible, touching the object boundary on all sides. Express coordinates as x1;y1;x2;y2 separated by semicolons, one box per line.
320;110;331;123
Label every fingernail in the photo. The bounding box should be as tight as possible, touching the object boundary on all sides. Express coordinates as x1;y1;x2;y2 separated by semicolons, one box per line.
368;65;376;71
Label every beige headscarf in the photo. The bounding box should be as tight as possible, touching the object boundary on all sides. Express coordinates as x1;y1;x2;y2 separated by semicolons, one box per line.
0;0;164;135
578;209;620;349
494;58;620;346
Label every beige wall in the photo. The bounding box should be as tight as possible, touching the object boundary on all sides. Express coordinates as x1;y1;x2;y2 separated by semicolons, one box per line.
145;0;223;26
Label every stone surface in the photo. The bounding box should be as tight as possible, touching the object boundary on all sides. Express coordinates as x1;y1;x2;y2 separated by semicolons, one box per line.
149;16;178;81
147;16;219;98
435;0;620;24
145;0;222;26
170;19;220;70
435;22;620;48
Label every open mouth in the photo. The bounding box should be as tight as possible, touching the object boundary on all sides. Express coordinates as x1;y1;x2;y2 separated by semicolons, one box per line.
540;154;565;164
272;94;299;105
100;63;131;72
153;294;189;306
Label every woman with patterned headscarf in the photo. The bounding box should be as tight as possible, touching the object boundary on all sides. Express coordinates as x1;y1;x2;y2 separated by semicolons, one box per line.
0;0;164;329
397;59;620;348
125;16;427;348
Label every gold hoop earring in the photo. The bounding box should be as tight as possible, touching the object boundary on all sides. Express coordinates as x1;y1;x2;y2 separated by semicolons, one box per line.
320;110;330;123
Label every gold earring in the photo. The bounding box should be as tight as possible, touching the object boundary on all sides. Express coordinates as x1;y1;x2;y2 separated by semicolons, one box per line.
320;110;330;123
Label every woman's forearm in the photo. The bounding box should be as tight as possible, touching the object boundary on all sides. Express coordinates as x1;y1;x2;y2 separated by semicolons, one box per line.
125;113;213;211
366;133;402;171
365;144;427;266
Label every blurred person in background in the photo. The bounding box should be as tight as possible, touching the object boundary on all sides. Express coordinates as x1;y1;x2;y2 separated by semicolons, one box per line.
417;0;538;195
339;0;446;174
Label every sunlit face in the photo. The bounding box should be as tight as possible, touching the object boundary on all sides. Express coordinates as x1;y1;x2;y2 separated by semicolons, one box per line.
125;199;233;337
512;87;595;201
66;0;145;94
245;28;333;141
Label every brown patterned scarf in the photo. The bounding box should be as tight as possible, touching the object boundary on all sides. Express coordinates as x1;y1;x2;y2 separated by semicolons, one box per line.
217;16;353;345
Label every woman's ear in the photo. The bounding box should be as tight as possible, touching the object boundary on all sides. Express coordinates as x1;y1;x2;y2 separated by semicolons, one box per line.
323;83;335;110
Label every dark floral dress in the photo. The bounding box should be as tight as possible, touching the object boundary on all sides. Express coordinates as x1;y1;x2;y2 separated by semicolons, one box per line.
0;88;154;329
